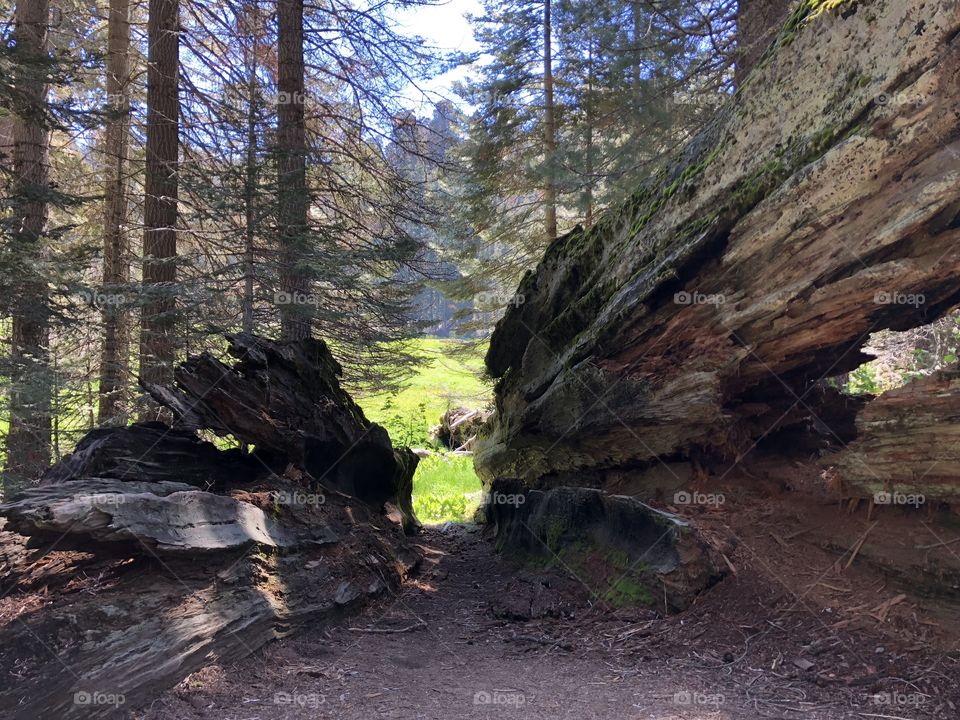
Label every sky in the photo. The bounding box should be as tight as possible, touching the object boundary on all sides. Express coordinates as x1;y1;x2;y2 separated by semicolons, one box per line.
394;0;484;111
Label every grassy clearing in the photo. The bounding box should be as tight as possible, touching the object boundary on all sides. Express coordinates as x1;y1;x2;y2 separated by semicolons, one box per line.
355;337;491;524
356;338;492;447
410;453;485;524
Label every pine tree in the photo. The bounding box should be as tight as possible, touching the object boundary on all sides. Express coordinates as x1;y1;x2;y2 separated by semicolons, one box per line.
4;0;52;490
451;0;737;331
139;0;180;401
98;0;132;423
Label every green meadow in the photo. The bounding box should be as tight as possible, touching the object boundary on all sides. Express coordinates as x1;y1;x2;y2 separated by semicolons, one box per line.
355;338;491;524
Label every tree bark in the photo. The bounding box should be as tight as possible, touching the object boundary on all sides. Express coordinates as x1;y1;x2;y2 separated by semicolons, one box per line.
583;34;594;229
240;1;261;334
139;0;180;403
734;0;794;88
542;0;558;243
477;0;960;494
277;0;311;340
5;0;52;493
98;0;132;423
242;75;257;334
823;366;960;503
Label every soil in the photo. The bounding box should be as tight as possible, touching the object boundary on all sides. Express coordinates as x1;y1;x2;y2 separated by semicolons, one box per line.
129;487;960;720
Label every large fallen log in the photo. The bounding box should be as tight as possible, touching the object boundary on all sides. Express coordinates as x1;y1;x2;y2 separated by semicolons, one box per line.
0;492;418;720
476;0;960;495
0;479;338;553
40;422;272;488
143;333;403;507
0;334;421;717
822;365;960;503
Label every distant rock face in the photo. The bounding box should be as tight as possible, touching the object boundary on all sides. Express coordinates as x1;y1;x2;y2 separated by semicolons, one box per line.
476;0;960;496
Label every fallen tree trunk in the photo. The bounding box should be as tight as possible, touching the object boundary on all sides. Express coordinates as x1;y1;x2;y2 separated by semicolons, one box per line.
40;422;273;489
822;365;960;503
0;479;339;553
476;0;960;495
0;334;421;717
143;333;403;508
0;493;418;720
431;406;492;451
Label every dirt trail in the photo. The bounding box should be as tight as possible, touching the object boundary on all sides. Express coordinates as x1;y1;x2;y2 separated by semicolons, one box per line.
131;513;960;720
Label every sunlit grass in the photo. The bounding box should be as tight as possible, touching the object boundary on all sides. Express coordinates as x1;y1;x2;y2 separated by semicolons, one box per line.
411;453;483;524
353;337;490;524
356;337;492;448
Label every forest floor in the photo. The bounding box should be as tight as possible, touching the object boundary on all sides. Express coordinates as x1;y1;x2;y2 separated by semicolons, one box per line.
131;486;960;720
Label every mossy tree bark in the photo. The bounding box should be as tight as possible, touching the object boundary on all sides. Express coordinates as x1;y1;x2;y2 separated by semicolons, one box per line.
477;0;960;496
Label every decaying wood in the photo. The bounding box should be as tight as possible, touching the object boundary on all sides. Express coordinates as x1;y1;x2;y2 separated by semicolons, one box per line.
822;365;960;503
0;334;422;717
0;493;418;720
143;333;404;507
41;421;271;489
431;406;492;451
477;0;960;496
1;479;338;553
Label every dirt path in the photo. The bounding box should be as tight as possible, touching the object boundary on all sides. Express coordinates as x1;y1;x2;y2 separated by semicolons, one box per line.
133;521;958;720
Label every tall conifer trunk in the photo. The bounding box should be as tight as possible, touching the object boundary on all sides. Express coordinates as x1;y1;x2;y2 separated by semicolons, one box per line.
542;0;557;243
5;0;52;492
277;0;310;340
98;0;132;423
139;0;180;402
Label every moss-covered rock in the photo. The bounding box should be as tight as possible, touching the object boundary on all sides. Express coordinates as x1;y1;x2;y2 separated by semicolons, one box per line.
486;480;724;611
